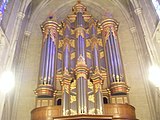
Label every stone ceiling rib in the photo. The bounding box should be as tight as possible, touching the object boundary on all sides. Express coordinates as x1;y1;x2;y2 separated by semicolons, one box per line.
27;0;131;32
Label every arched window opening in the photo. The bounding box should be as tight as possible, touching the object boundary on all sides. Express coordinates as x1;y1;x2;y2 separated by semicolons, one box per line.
152;0;160;18
57;98;62;105
103;97;108;104
0;0;10;21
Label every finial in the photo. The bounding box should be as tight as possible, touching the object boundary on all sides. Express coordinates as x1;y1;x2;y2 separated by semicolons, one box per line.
48;11;54;19
77;0;81;3
76;54;86;66
78;54;85;62
75;54;88;68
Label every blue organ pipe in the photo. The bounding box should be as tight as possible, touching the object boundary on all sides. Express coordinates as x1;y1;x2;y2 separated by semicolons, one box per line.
113;37;124;81
51;42;56;85
64;45;69;69
77;12;83;26
81;77;84;113
44;36;51;83
48;38;53;84
92;25;96;35
41;37;48;83
81;36;85;57
39;39;46;82
66;46;69;69
109;38;117;82
79;36;81;56
91;25;99;68
110;32;119;81
111;33;121;78
83;77;87;113
77;78;81;113
106;41;114;82
49;41;54;84
94;46;99;67
78;35;84;57
107;38;116;82
77;36;80;56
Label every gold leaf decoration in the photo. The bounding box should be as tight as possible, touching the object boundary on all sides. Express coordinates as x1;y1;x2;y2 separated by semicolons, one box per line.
70;95;76;103
58;40;64;48
70;80;76;90
97;28;101;35
59;30;63;36
88;80;93;90
71;29;75;35
85;28;89;34
88;95;95;103
71;52;76;60
86;51;91;59
98;39;103;47
89;108;95;114
70;109;77;115
58;52;62;60
86;39;91;48
100;51;104;59
70;40;75;48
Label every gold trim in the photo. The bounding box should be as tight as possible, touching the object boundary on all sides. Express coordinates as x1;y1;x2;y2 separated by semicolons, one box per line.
70;95;76;103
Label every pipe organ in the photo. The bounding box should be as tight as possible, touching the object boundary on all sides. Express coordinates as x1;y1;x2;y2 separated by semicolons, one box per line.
31;1;137;120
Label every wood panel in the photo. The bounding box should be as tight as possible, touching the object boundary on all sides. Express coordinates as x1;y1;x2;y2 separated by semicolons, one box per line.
31;106;61;120
104;104;138;120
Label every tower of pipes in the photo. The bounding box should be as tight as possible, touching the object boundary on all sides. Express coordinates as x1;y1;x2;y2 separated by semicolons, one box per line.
31;1;137;120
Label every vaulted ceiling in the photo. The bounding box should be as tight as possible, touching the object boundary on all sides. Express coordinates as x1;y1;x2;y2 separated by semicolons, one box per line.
28;0;132;30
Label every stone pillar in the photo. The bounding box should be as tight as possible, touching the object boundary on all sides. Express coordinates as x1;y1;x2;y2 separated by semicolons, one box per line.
130;0;159;64
11;30;31;120
130;1;159;118
0;92;6;120
130;26;157;120
6;11;25;69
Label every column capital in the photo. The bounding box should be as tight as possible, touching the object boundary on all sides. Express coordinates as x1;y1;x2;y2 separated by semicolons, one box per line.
134;7;142;15
17;12;25;20
24;31;31;37
41;20;60;44
41;20;60;33
100;18;118;32
130;26;137;33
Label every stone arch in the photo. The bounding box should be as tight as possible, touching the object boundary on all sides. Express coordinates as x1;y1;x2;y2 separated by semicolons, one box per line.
27;0;135;32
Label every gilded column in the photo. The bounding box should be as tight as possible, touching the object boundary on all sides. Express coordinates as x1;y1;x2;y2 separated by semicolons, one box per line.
90;21;103;114
130;0;159;64
6;11;25;69
100;19;129;95
35;20;60;97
